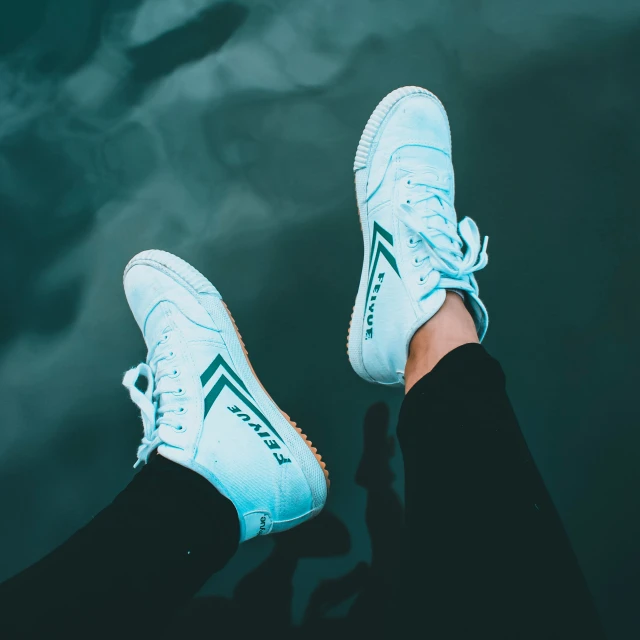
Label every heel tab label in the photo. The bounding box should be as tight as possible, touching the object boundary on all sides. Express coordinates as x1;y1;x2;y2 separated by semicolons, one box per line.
245;511;273;539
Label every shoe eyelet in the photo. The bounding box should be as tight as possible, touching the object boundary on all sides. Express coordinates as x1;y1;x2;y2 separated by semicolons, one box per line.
406;199;411;204
173;425;186;433
407;179;411;185
167;351;176;360
169;369;180;378
412;257;421;267
418;275;427;285
158;334;170;345
177;407;187;414
174;388;185;396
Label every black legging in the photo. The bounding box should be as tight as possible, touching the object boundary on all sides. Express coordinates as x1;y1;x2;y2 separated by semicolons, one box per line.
0;344;606;638
398;343;605;638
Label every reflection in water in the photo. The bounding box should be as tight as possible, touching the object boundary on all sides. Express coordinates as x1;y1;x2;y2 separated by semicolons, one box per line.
166;402;403;639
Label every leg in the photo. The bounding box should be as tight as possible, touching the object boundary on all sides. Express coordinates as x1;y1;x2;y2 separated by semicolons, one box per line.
1;249;329;637
0;456;239;636
397;295;606;638
348;87;606;638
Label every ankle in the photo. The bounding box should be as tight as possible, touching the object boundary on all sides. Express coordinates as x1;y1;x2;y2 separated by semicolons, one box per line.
404;292;478;393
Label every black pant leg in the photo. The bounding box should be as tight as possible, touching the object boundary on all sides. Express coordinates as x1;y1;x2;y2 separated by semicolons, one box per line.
397;343;606;639
0;455;239;638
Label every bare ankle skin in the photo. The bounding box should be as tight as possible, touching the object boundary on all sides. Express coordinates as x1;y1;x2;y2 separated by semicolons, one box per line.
404;292;479;394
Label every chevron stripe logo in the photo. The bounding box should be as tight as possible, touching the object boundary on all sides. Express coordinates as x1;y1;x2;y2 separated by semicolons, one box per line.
200;354;285;445
366;222;399;301
364;222;400;340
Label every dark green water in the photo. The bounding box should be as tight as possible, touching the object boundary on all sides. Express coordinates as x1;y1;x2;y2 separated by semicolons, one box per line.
1;1;639;636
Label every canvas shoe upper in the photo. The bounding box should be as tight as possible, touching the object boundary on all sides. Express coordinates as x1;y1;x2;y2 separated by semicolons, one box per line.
121;250;328;542
348;86;490;387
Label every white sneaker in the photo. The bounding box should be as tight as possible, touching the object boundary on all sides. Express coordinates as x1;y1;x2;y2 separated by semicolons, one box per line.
348;86;490;387
121;250;328;542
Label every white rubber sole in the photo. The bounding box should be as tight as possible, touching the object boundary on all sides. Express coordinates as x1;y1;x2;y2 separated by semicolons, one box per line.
348;86;447;385
124;250;330;502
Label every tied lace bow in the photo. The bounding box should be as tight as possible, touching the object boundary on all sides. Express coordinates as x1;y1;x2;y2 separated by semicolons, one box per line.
122;330;186;468
123;364;162;468
401;170;488;292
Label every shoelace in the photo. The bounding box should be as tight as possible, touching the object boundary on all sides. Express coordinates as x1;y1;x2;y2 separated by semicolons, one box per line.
401;171;489;293
122;329;186;468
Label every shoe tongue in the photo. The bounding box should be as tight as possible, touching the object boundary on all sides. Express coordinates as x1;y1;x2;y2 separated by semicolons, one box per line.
399;145;452;178
399;147;457;253
143;304;172;351
143;300;221;376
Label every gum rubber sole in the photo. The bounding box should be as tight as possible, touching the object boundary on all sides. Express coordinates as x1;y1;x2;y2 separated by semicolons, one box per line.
221;300;330;488
125;250;329;489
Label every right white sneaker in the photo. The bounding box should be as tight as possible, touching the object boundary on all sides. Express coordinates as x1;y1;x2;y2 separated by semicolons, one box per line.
122;250;328;542
348;86;490;387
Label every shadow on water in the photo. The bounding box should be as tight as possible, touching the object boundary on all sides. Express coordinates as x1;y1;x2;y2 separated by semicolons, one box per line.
164;402;406;639
301;402;406;639
127;2;249;85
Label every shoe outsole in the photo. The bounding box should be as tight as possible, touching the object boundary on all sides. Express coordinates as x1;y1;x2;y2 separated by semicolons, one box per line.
124;250;330;489
347;86;448;379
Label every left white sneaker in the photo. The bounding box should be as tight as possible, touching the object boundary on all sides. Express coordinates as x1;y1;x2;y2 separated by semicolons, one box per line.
348;86;490;387
122;250;328;542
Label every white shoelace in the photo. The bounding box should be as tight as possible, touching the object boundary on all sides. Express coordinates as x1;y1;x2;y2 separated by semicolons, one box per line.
122;329;186;468
401;171;489;293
